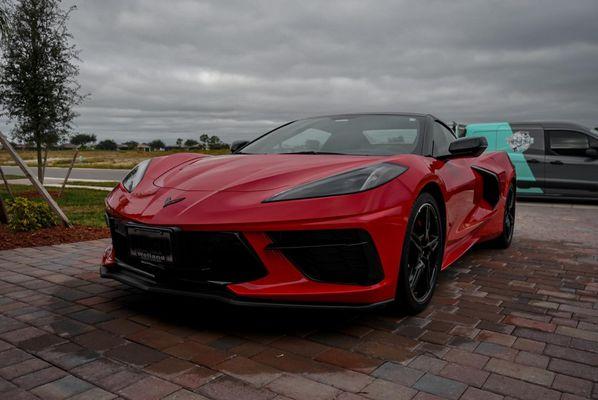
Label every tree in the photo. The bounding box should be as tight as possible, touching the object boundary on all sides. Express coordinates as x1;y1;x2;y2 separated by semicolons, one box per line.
70;133;96;147
199;134;210;148
0;1;14;227
208;135;222;147
176;138;183;147
0;0;11;40
184;139;199;148
149;139;165;150
96;139;117;150
206;135;229;150
122;140;138;150
0;0;86;183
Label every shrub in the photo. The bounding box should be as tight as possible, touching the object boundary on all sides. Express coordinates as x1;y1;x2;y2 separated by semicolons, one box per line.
96;139;117;150
6;197;56;232
149;139;165;150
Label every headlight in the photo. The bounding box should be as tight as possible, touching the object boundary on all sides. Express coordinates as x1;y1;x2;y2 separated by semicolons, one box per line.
121;159;151;192
265;162;407;202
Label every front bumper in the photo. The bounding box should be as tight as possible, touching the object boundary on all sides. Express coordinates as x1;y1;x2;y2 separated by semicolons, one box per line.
101;204;409;306
100;265;392;310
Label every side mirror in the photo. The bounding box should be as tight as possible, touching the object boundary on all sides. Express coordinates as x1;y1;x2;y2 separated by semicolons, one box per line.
230;140;250;153
586;148;598;158
445;136;488;158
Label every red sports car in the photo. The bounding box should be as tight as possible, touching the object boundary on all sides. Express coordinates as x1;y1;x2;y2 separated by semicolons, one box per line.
102;113;515;313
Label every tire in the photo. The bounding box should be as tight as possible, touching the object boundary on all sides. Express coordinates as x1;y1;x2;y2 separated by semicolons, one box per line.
396;192;444;315
489;183;516;249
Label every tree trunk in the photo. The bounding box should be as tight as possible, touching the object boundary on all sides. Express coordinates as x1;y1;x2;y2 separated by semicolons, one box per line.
41;145;49;183
36;141;43;183
0;195;8;225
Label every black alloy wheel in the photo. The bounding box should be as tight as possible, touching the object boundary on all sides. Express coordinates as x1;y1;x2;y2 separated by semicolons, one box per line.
397;192;444;314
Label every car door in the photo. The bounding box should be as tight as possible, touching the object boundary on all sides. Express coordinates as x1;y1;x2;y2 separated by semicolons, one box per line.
505;124;546;195
429;120;477;249
544;129;598;198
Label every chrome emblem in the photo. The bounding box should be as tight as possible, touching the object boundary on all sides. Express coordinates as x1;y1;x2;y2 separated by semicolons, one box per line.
507;131;534;152
163;196;185;208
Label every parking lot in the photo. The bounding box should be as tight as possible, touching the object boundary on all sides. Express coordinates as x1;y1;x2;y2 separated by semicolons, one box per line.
0;201;597;400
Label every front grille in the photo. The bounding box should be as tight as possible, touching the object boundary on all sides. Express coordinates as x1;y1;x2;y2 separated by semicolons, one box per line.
107;216;267;287
267;229;384;286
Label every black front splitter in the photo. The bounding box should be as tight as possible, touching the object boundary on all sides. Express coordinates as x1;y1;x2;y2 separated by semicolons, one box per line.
100;266;392;311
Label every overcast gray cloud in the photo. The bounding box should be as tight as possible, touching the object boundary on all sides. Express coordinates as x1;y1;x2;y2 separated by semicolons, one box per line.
26;0;598;144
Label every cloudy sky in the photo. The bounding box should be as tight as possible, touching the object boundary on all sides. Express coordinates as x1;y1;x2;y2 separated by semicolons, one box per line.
37;0;598;144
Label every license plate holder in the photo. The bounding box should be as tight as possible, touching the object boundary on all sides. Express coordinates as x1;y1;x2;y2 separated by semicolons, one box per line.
128;226;174;265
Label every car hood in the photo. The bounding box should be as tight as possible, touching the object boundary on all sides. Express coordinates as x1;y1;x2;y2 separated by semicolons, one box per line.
153;154;389;192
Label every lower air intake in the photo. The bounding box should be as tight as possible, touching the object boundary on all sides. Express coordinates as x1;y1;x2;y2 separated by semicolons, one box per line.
267;229;384;286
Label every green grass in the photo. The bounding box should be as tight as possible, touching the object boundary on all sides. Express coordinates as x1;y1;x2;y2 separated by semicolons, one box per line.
0;184;107;227
2;174;24;180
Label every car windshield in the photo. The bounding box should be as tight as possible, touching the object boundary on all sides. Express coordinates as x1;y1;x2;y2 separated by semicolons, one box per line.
239;114;424;156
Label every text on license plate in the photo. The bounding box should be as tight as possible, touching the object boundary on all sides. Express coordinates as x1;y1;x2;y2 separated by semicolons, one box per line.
128;227;173;264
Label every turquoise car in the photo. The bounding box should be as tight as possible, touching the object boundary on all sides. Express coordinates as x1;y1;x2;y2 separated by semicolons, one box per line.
464;121;598;200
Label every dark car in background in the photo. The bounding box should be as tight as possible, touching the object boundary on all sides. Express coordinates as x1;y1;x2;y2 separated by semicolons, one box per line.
465;121;598;200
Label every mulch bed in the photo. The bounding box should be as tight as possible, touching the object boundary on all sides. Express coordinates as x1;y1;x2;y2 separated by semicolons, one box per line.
0;225;110;251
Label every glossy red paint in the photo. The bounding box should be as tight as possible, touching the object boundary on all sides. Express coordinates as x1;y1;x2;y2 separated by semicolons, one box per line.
102;149;514;306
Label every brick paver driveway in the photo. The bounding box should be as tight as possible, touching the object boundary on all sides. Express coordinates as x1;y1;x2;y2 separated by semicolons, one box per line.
1;202;597;400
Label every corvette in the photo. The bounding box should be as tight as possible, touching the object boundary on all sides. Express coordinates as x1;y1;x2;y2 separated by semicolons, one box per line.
101;113;516;313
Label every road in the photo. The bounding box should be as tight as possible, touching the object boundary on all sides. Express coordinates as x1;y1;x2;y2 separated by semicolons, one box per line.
1;165;129;181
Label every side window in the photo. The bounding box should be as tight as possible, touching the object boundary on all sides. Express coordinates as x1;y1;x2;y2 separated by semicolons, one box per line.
509;127;545;156
432;121;455;156
548;130;589;157
441;124;457;143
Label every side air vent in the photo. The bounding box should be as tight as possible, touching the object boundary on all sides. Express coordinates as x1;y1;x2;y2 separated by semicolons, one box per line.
472;166;500;208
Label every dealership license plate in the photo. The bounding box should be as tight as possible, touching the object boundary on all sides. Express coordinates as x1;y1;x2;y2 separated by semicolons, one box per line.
128;227;174;264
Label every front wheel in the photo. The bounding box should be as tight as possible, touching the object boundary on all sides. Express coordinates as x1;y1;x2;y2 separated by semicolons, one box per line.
396;193;444;314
